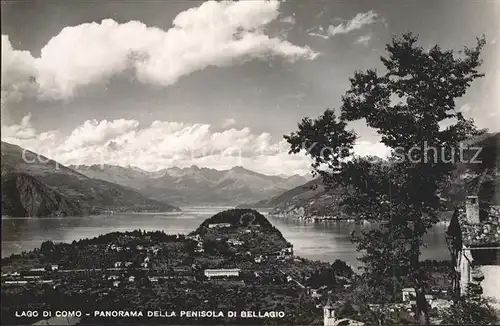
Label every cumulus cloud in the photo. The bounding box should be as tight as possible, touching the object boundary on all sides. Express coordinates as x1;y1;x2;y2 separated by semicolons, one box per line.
1;1;318;101
353;140;390;159
308;10;380;40
1;36;39;103
2;116;389;175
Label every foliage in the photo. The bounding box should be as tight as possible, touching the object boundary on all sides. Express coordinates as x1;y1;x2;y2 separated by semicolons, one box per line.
440;284;499;325
284;33;486;324
331;259;354;278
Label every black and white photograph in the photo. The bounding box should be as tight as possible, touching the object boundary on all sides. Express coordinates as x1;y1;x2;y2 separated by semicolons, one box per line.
1;0;499;325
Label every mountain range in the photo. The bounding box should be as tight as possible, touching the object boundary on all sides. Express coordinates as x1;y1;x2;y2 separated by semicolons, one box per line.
70;164;309;206
3;132;497;218
1;142;179;217
240;132;500;219
0;141;308;217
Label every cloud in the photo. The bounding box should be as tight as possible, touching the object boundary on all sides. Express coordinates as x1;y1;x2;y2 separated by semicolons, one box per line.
354;34;372;46
307;10;380;40
353;140;390;159
307;26;330;39
221;118;237;128
2;115;389;176
1;36;39;103
1;1;318;102
328;10;379;36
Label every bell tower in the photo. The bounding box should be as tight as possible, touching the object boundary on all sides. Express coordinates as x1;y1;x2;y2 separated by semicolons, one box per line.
323;298;336;326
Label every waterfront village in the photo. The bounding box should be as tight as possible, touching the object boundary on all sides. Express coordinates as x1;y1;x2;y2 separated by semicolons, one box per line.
2;209;460;325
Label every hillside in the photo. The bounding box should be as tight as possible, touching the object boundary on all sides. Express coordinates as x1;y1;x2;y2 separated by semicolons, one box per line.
1;142;180;215
443;132;500;208
1;172;84;217
191;208;291;257
71;164;308;206
241;132;500;219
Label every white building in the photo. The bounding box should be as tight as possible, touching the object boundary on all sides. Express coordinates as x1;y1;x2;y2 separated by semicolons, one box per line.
402;288;416;302
227;239;244;246
204;268;240;279
323;299;335;326
208;223;231;228
323;299;365;326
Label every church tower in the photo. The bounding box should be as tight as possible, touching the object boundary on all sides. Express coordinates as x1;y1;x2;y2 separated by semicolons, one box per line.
323;298;336;326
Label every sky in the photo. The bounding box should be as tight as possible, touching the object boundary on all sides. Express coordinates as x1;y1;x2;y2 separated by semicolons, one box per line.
1;0;499;175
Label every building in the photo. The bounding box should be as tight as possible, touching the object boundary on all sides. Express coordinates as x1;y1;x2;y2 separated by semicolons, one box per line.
280;246;294;256
187;234;201;241
50;265;59;271
402;288;416;302
208;223;231;228
447;196;500;309
227;239;244;246
114;261;122;268
128;276;135;282
204;268;240;279
323;299;336;326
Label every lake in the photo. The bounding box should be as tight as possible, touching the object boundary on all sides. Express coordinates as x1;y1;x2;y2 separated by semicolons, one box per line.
1;207;450;269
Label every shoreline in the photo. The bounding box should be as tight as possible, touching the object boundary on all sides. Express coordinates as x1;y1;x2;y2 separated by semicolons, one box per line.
268;213;452;225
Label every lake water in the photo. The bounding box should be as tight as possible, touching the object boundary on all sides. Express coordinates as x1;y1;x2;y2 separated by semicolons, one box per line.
1;207;450;269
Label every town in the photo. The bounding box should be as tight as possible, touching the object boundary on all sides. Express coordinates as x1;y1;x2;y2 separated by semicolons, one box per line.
1;209;461;325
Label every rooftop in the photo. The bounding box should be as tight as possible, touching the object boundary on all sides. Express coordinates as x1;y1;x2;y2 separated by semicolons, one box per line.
456;206;500;246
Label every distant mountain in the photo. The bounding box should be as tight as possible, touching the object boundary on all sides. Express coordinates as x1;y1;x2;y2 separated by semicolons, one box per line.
1;142;180;215
443;132;500;208
70;164;308;206
238;178;346;218
240;132;500;219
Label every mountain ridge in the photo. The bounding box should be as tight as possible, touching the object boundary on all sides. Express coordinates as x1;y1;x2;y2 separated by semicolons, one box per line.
70;163;308;206
1;141;180;216
239;132;500;219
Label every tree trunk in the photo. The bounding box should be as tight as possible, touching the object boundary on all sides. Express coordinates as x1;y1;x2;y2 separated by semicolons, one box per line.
415;286;430;324
411;238;430;325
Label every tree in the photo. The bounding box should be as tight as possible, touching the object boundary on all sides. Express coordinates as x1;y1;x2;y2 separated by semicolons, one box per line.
440;284;498;324
285;33;485;324
331;259;354;278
